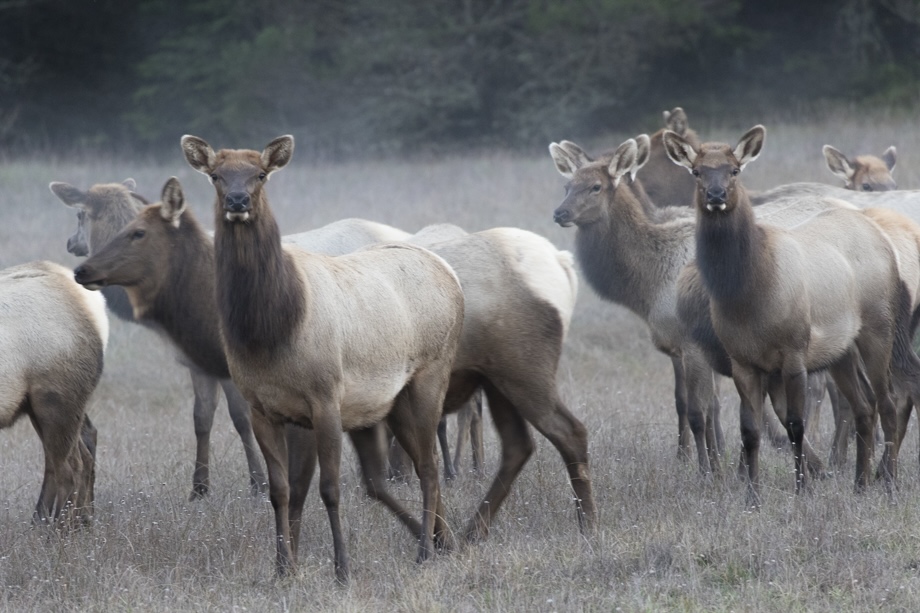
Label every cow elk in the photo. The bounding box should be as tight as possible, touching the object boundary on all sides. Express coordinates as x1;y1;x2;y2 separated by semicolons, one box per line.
50;179;267;500
638;107;701;208
823;144;897;192
664;125;920;504
1;261;107;527
182;135;464;583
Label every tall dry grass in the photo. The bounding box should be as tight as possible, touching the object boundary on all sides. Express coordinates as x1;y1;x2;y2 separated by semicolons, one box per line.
2;115;920;611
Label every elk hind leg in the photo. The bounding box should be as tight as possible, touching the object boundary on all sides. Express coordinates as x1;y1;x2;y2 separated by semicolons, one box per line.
497;380;595;535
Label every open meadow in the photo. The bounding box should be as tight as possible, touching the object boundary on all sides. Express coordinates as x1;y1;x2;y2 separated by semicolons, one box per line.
3;114;920;611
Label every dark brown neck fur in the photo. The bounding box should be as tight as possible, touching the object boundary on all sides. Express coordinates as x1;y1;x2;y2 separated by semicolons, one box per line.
214;200;306;357
694;188;768;312
144;212;231;378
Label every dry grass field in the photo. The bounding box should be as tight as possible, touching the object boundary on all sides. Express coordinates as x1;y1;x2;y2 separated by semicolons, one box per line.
3;113;920;611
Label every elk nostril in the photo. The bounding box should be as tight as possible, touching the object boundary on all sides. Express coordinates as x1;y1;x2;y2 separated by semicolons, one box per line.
225;192;251;211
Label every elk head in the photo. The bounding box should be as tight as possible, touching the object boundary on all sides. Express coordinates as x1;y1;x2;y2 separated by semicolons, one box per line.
663;107;690;136
663;125;765;214
50;179;145;256
181;134;294;223
823;145;897;191
550;138;637;227
74;178;187;293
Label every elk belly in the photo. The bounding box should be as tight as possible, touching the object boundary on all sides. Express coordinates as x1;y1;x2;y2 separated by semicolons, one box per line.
340;369;412;431
806;316;861;368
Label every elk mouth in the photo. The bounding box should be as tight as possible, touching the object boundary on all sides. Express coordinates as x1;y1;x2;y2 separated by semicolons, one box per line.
73;266;107;291
553;209;576;227
705;202;727;212
225;211;251;222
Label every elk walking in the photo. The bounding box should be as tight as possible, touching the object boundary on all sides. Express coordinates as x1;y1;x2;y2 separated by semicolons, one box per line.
1;261;108;526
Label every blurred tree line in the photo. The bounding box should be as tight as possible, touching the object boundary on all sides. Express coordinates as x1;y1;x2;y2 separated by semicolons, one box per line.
1;0;918;158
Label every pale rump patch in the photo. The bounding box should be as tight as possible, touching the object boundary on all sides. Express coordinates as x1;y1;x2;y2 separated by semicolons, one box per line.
486;227;578;337
0;261;107;423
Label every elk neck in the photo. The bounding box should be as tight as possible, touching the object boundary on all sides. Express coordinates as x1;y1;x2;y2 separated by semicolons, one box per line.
694;188;768;312
213;199;306;357
144;213;231;378
576;182;693;320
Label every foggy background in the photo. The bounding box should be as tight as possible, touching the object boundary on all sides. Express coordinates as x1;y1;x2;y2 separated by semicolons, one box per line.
1;0;919;159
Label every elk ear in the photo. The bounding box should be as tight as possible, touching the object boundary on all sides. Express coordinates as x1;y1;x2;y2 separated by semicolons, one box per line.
181;135;217;174
632;134;651;181
549;142;580;179
122;178;137;191
49;182;87;207
663;130;697;171
733;125;765;170
882;146;897;171
822;145;855;183
261;135;294;176
558;140;593;167
159;177;187;228
607;139;638;187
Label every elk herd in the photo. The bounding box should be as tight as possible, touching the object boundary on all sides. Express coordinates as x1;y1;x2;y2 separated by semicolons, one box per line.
2;107;918;582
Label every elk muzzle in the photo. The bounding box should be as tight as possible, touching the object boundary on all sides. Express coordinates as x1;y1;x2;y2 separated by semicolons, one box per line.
553;206;575;227
705;186;727;212
73;265;105;291
67;233;89;257
224;192;252;221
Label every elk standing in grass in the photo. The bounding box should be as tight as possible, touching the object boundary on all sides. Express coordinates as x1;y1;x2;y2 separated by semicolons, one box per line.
664;125;914;503
1;261;107;526
50;179;267;500
182;135;464;582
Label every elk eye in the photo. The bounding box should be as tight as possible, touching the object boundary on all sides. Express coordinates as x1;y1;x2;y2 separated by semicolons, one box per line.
692;169;700;177
731;168;740;176
258;172;267;181
210;174;219;183
862;183;872;191
591;184;602;193
132;229;146;240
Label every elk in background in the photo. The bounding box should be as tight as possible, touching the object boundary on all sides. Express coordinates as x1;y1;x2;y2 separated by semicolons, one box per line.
823;144;897;192
638;107;701;208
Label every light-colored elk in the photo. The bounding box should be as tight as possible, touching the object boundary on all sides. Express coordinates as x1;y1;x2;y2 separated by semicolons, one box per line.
637;106;701;208
823;144;897;192
664;125;919;503
751;181;920;467
50;179;266;500
182;135;464;583
1;261;108;526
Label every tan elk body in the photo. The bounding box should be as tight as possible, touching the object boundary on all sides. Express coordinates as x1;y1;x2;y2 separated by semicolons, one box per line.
1;261;108;525
182;135;464;582
664;125;914;502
